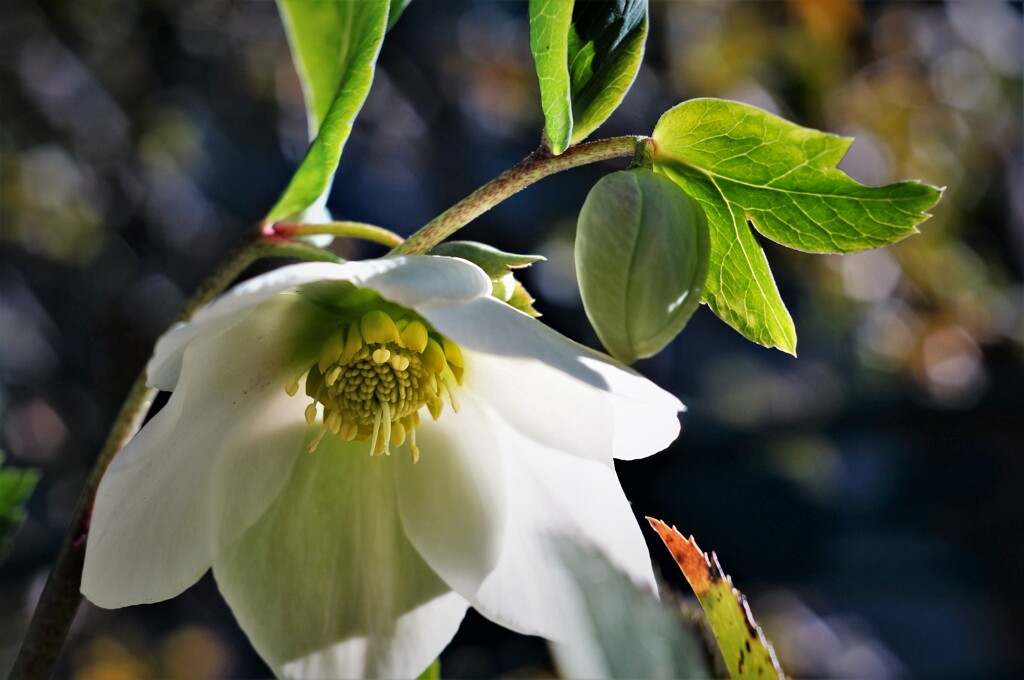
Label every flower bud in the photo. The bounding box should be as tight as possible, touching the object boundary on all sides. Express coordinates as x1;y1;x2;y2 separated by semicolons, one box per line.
575;169;710;363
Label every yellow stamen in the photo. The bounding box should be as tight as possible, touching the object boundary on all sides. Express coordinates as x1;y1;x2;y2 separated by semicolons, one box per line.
287;306;466;463
391;422;406;447
308;427;328;453
409;427;420;464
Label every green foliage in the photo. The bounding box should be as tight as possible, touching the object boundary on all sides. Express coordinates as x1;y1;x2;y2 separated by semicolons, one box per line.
530;0;648;154
550;539;711;679
0;451;39;560
430;241;545;316
267;0;390;223
529;1;574;154
576;169;710;363
649;519;784;680
387;0;412;31
652;98;942;354
415;658;440;680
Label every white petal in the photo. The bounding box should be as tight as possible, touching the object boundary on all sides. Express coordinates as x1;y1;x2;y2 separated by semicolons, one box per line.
82;295;326;607
148;256;490;391
405;410;658;641
213;434;467;679
420;297;683;464
393;395;508;597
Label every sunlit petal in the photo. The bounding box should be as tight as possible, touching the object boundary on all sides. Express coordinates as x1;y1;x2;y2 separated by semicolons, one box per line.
394;393;507;597
420;296;683;464
82;296;323;606
213;434;467;679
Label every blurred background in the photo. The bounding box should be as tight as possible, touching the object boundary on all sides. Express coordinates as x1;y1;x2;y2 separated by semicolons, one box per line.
1;0;1021;677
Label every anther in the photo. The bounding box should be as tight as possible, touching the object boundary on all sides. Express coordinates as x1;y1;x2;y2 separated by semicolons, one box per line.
305;402;318;425
372;348;391;364
391;422;406;447
308;427;327;453
326;411;342;434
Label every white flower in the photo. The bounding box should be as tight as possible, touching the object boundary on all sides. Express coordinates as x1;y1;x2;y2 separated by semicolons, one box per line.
81;255;682;679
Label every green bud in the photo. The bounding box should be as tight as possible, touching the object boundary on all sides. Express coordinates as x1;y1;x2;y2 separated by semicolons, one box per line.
575;169;710;363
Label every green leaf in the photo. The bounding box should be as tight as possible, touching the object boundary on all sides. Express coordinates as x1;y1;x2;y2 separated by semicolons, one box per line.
1;451;39;560
529;0;648;155
652;98;942;354
566;0;648;146
387;0;411;31
267;0;390;223
550;538;711;679
529;0;574;154
576;169;710;363
649;518;784;680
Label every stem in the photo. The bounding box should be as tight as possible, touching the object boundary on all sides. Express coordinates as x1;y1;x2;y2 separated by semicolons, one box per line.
391;135;650;255
10;235;339;680
271;221;404;249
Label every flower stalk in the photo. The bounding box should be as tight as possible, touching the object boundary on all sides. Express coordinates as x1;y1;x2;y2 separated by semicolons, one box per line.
10;236;341;680
392;136;651;255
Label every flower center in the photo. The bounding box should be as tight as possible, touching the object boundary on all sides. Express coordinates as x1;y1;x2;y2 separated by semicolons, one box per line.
285;308;463;462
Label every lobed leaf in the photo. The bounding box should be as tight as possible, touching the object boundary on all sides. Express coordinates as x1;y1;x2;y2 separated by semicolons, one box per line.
648;518;784;680
267;0;391;223
652;98;942;354
529;0;648;155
